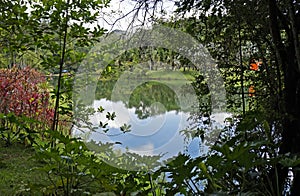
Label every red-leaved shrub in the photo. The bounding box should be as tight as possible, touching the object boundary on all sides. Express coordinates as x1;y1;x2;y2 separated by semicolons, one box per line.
0;66;54;127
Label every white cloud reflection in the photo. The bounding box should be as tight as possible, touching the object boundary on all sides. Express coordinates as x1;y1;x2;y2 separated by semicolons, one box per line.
81;99;231;160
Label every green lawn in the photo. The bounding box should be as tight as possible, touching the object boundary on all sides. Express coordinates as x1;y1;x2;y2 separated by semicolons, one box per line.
0;142;48;195
145;69;197;81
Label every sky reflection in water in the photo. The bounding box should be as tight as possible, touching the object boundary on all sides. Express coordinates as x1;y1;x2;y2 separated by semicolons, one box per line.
88;99;190;159
79;98;231;161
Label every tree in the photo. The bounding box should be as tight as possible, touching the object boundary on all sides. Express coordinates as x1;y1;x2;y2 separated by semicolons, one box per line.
0;0;110;132
28;0;109;131
268;0;300;194
0;0;36;68
172;0;300;194
131;0;300;194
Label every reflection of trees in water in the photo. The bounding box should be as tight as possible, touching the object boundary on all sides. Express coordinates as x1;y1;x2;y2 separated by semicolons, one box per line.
92;75;215;162
94;75;211;126
94;75;214;148
129;82;180;119
95;80;117;100
95;80;181;119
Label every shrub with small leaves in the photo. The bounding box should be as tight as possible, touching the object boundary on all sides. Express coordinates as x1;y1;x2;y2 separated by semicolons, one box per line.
0;66;53;121
0;66;54;145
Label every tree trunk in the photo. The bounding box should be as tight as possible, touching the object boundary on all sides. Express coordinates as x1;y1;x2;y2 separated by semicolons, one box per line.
268;0;300;194
283;62;300;195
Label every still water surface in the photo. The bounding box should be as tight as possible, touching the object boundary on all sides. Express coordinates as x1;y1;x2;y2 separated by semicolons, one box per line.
74;79;230;166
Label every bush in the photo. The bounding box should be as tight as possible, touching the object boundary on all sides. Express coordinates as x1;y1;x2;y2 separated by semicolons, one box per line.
0;66;54;145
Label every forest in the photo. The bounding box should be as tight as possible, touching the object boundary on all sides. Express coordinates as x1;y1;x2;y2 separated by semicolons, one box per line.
0;0;300;195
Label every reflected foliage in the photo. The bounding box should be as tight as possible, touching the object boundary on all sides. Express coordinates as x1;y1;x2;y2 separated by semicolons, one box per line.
96;79;191;119
129;81;180;119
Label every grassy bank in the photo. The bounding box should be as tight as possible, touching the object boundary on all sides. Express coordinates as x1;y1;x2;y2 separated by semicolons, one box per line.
145;69;197;81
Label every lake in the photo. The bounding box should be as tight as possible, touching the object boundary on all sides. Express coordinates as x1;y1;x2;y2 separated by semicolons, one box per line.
73;77;230;171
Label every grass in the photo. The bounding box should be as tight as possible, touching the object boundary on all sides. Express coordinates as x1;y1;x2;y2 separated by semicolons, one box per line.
0;141;48;195
109;66;197;80
145;69;197;81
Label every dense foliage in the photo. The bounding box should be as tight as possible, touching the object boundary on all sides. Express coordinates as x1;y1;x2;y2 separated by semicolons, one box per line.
0;0;300;195
0;66;52;120
0;67;54;146
154;0;300;195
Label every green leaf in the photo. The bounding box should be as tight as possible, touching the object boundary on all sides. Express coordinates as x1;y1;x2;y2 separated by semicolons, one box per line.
97;106;105;113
